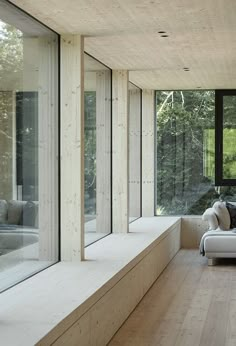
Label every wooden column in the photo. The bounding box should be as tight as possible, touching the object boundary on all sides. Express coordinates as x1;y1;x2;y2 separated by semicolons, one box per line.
112;70;129;233
142;89;155;217
129;87;141;220
61;35;84;260
38;36;59;261
0;91;15;200
96;70;111;233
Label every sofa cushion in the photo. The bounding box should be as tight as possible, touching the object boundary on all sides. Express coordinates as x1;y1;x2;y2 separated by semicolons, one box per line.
0;200;8;224
21;201;38;227
213;201;230;230
226;202;236;228
8;200;26;225
202;208;218;230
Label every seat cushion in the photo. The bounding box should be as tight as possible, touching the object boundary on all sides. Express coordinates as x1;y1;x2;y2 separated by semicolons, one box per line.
205;234;236;253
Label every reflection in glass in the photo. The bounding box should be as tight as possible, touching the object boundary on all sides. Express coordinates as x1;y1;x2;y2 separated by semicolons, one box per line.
129;82;141;222
223;96;236;179
84;54;111;246
0;1;58;292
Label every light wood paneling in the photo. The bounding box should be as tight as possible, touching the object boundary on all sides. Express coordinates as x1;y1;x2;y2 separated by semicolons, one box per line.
0;91;14;200
96;70;111;233
112;70;129;233
0;217;180;345
11;0;236;89
129;86;141;219
60;35;84;260
50;221;180;346
109;249;236;346
142;89;155;217
181;217;208;248
38;36;59;261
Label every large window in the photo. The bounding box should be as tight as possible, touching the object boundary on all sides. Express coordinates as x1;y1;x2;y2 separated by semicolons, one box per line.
129;82;141;222
156;90;215;215
0;0;59;292
215;90;236;185
84;54;111;246
156;90;236;216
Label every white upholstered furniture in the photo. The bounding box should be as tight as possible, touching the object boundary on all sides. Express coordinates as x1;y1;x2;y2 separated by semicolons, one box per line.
201;201;236;265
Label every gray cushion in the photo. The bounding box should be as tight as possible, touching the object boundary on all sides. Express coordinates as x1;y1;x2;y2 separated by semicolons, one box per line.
8;200;26;225
0;200;8;224
226;202;236;228
21;201;38;227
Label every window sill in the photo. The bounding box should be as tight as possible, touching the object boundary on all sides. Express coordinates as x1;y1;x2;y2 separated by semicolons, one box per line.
0;216;180;345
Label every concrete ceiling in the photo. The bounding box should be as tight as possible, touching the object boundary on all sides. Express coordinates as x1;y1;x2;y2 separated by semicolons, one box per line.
10;0;236;90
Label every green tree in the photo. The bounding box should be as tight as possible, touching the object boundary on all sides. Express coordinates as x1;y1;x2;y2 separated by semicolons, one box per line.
156;90;218;215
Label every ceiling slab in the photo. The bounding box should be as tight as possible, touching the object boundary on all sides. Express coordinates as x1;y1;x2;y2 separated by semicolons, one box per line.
10;0;236;89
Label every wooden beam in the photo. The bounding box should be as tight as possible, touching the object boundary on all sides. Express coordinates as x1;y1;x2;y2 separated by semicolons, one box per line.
112;70;129;233
142;89;155;217
60;35;84;260
96;70;111;234
38;36;59;261
129;86;141;220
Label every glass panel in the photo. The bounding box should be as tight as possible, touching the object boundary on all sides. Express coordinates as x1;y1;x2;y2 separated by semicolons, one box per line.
0;1;58;291
223;95;236;179
129;82;141;222
84;54;111;246
156;90;216;215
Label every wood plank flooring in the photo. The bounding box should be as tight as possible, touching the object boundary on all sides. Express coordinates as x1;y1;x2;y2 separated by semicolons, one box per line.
108;250;236;346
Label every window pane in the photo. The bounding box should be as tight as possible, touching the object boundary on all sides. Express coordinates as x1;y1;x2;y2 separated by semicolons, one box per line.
223;95;236;179
129;82;141;222
0;1;59;291
84;54;111;246
156;90;216;215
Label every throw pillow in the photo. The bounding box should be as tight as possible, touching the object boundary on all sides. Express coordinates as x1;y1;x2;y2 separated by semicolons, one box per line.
202;208;218;230
212;201;230;230
21;201;38;227
226;202;236;228
8;200;26;225
0;200;8;224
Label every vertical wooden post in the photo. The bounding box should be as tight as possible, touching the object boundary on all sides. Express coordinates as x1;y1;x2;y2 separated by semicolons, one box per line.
142;89;155;217
61;35;84;260
96;70;111;233
112;70;129;233
129;87;141;220
38;36;59;261
0;91;14;200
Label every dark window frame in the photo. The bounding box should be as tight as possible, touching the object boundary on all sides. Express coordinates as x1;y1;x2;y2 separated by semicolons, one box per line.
215;89;236;186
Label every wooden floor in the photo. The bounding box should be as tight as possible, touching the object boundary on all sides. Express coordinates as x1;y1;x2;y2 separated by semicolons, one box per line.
108;249;236;346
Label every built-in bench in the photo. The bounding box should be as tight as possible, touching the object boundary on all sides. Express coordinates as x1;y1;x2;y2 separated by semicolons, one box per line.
0;217;181;346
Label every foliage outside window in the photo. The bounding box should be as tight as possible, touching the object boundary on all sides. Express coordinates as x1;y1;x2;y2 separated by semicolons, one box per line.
0;0;59;292
84;54;112;246
156;90;236;216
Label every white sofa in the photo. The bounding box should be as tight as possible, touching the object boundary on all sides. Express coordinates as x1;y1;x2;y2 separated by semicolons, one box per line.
0;200;39;255
201;201;236;265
